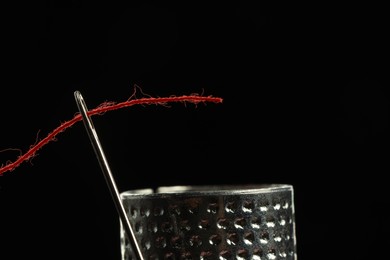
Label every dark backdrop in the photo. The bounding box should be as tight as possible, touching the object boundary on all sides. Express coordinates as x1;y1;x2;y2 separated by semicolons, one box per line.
1;5;389;260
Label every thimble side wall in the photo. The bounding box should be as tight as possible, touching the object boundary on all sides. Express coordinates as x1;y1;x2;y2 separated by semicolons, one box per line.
121;185;296;260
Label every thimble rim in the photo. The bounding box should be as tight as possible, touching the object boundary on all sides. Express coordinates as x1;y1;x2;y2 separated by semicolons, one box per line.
120;184;293;198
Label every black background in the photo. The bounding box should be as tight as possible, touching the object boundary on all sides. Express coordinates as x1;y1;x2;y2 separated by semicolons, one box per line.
1;5;389;260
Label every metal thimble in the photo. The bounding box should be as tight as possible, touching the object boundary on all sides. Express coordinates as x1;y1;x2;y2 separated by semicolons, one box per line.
120;184;297;260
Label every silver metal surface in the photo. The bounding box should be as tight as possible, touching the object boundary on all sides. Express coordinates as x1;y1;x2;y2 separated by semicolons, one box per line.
74;91;144;260
121;184;296;260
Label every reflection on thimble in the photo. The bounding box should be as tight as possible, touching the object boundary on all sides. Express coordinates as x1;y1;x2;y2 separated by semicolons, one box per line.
120;184;297;260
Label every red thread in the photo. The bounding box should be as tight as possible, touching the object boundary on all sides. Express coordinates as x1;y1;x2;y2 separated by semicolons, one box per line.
0;93;223;175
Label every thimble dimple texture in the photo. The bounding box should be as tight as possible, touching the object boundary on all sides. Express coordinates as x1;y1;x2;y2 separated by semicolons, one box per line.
121;188;296;260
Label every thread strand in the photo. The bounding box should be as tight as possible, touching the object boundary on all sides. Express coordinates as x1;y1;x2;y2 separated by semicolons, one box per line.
0;93;222;175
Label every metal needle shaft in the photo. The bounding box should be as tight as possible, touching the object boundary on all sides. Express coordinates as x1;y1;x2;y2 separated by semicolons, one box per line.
74;91;144;260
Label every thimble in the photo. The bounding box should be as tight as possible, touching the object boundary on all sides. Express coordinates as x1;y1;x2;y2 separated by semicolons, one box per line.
120;184;297;260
